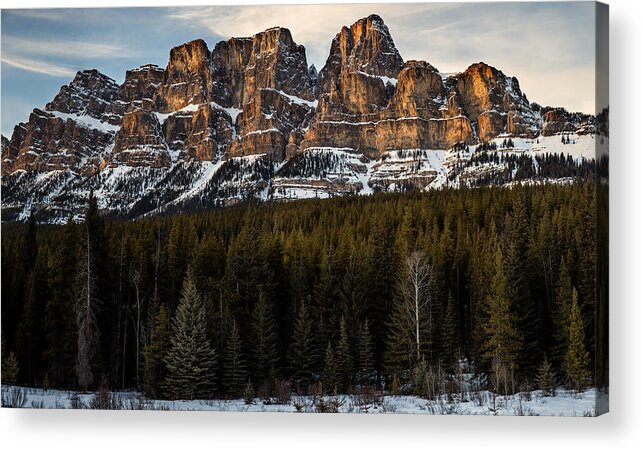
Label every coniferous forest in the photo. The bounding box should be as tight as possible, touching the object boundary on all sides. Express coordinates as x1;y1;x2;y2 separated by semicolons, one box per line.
1;182;602;403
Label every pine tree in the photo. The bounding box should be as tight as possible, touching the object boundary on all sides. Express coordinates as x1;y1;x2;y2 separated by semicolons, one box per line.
482;246;522;370
505;192;539;376
551;257;573;369
288;298;317;387
163;268;218;400
322;342;338;394
44;218;77;387
2;352;19;385
335;317;353;391
358;319;375;385
143;304;171;398
222;319;246;397
537;356;556;396
441;291;460;369
248;292;279;387
564;289;590;392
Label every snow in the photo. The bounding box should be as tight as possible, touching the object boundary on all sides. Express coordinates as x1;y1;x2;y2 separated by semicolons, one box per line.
49;111;120;133
1;385;597;416
356;71;397;87
240;128;282;138
316;116;466;126
263;88;318;108
210;101;243;123
154;103;200;125
164;160;225;207
489;133;597;162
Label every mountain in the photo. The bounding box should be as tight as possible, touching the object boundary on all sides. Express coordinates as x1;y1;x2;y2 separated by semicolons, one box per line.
1;14;597;223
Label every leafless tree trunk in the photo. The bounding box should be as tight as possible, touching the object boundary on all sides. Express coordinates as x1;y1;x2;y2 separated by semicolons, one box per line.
76;229;96;390
129;266;144;389
399;250;433;364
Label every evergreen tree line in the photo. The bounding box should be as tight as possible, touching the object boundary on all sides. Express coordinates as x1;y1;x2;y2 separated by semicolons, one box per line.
1;183;597;399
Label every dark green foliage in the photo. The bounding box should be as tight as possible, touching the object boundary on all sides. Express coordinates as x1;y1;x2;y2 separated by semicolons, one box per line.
1;182;598;397
564;289;590;392
143;304;171;398
482;246;522;370
537;357;556;396
288;298;317;388
335;317;354;391
163;268;218;400
551;257;573;369
441;291;459;369
222;319;246;397
322;342;338;394
2;352;19;385
248;292;279;387
43;219;77;387
358;319;375;385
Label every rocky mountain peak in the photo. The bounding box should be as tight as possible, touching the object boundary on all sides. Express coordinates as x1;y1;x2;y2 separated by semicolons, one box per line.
212;26;313;109
2;14;596;224
332;14;402;76
156;39;212;113
118;64;166;112
317;15;403;106
45;69;120;120
453;61;538;141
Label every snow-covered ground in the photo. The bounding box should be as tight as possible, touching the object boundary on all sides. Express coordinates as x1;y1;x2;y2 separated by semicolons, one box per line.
1;385;596;416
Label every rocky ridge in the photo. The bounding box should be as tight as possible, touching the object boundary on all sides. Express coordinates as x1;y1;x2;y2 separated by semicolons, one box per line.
1;14;597;223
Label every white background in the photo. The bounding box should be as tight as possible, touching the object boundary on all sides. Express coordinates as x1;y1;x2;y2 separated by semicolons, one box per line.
1;1;639;449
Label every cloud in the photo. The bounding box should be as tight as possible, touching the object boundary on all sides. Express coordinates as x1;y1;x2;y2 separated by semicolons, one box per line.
2;54;77;77
2;35;136;59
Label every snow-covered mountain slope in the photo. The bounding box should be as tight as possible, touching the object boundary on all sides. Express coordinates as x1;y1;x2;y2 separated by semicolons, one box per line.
1;14;602;223
1;132;598;224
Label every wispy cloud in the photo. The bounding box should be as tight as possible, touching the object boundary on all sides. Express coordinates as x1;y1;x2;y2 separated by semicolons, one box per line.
2;35;135;59
2;54;76;77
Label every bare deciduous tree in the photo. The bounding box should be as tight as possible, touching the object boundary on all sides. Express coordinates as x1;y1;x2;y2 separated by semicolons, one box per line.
399;250;434;364
76;230;96;391
129;266;144;389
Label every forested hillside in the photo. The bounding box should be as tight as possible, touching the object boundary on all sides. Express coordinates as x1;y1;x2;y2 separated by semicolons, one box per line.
1;182;598;400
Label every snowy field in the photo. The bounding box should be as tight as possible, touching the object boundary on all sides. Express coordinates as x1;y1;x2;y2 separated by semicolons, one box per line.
1;385;596;416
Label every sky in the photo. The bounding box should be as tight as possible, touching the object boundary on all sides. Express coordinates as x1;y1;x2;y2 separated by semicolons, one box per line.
1;2;597;137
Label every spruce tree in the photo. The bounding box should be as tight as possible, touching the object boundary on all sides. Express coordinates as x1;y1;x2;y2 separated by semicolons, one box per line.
358;319;375;385
564;289;590;392
163;268;218;400
482;246;522;370
248;292;279;387
44;218;77;387
552;257;573;369
322;342;338;394
441;291;460;369
288;298;317;387
505;192;539;376
222;319;246;397
537;356;556;396
143;304;170;398
335;317;353;391
2;352;19;385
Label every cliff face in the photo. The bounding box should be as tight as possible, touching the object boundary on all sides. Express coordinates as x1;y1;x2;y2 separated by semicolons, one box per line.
1;111;117;176
1;14;595;223
111;110;171;168
156;39;212;113
45;69;121;124
451;62;540;141
301;17;475;158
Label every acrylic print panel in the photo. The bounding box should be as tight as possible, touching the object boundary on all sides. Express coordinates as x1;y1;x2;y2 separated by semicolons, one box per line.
0;1;608;416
